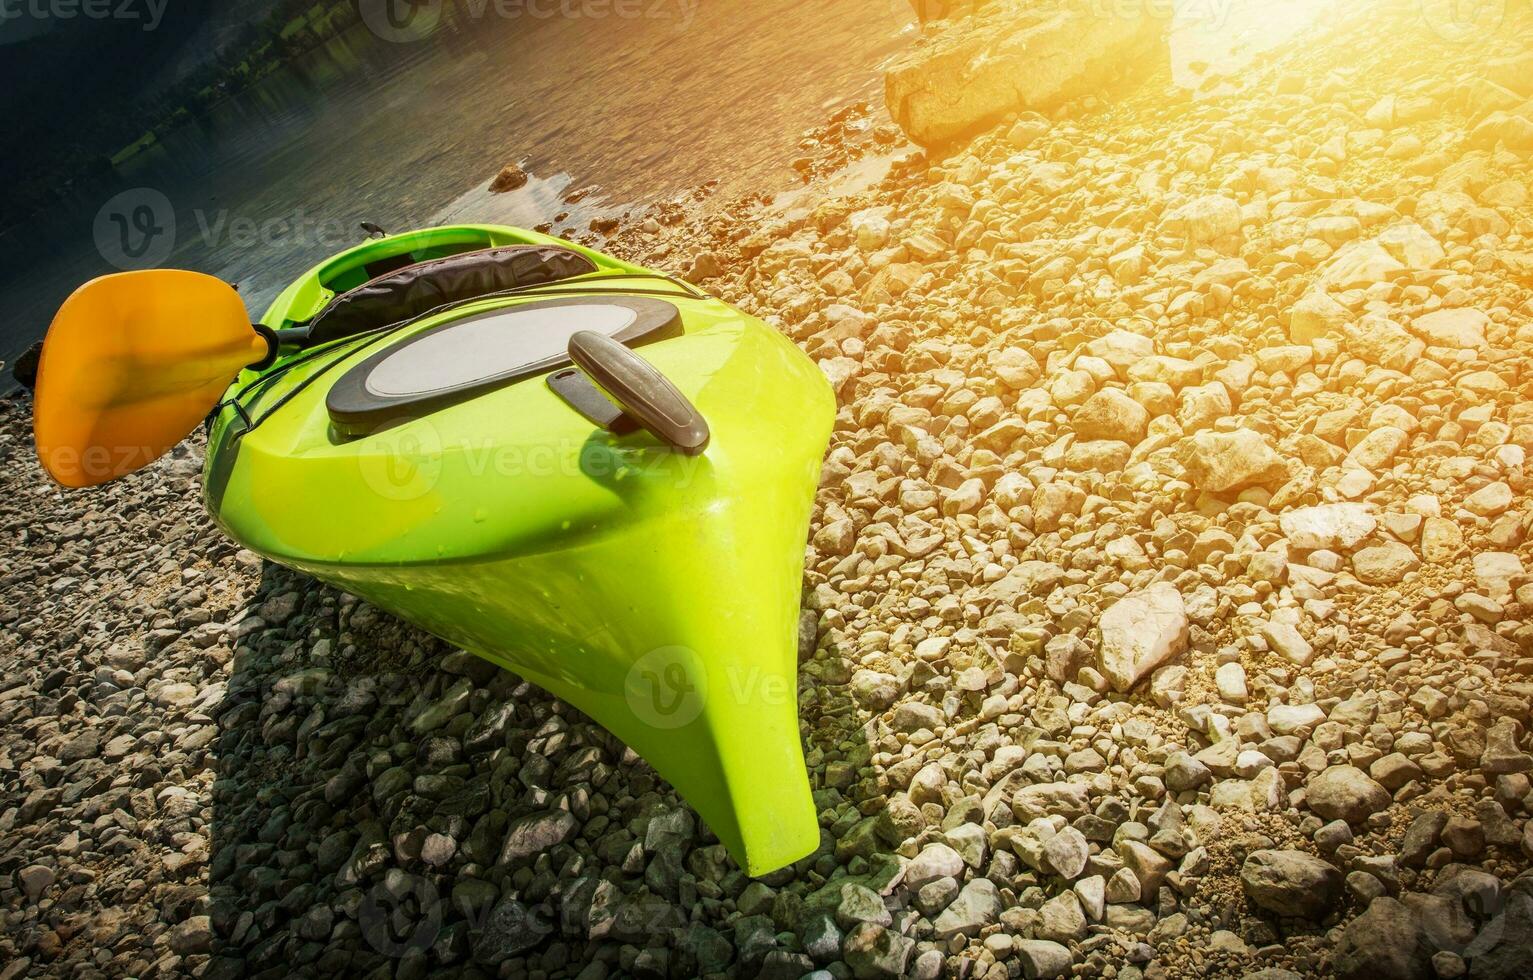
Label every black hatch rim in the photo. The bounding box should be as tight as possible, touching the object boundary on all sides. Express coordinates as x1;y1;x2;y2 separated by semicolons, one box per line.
325;295;683;437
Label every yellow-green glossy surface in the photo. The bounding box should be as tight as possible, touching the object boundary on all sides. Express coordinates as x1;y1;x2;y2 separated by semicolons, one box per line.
204;225;834;874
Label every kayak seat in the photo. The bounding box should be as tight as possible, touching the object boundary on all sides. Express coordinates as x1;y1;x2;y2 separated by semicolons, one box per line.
305;245;597;344
325;295;684;437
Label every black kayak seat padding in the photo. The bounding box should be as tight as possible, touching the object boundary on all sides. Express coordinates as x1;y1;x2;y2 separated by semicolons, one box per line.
305;245;598;344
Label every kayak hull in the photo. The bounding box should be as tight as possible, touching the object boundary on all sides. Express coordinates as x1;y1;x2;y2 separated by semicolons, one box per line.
205;225;834;875
272;458;822;874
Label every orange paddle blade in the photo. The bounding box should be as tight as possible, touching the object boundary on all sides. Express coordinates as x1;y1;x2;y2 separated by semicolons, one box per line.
33;270;270;488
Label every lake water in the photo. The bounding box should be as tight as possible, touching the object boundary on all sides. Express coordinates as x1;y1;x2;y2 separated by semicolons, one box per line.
0;0;1331;391
0;0;918;387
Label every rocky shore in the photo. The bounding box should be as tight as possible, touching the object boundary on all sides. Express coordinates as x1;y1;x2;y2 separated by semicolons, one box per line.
4;1;1533;978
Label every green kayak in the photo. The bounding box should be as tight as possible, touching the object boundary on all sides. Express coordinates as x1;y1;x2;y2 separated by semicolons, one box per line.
37;224;835;876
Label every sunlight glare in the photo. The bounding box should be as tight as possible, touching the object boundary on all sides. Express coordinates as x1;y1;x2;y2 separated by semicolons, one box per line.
1172;0;1334;89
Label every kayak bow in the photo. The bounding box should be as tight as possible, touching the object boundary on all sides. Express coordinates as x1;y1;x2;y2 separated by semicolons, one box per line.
42;223;836;876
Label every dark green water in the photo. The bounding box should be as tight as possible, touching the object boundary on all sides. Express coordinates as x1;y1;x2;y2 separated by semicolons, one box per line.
0;0;916;389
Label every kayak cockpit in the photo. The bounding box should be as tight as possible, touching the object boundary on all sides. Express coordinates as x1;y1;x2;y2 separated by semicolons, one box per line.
214;224;709;445
256;223;657;335
304;244;597;346
324;295;684;436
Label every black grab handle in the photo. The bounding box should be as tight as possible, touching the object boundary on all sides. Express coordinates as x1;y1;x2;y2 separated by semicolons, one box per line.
568;331;709;456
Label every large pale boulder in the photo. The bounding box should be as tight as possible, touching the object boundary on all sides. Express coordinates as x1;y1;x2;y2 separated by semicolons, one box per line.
1471;110;1533;151
1177;382;1232;433
905;843;966;891
1073;388;1150;443
1465;481;1513;517
1171;195;1243;246
931;878;1001;939
1240;850;1342;919
991;347;1042;388
1097;583;1188;692
1262;621;1314;666
1307;765;1390;823
1409;308;1488;349
1474;551;1524;601
1352;542;1419;584
1376;222;1445;268
885;1;1166;146
1290;289;1349;342
1419;517;1463;563
1279;504;1376;551
1343;316;1424;372
1129;355;1202;389
986;560;1066;605
1085;329;1154;373
1319;241;1403;289
1176;429;1289;493
1345;426;1409;472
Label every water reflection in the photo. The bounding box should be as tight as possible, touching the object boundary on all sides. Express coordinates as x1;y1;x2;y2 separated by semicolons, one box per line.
0;0;915;384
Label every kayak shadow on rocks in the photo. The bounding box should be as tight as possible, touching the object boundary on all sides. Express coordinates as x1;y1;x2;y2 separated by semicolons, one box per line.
202;559;882;979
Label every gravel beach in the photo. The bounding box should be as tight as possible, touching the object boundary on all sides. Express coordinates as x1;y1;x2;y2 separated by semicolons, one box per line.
4;1;1533;977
